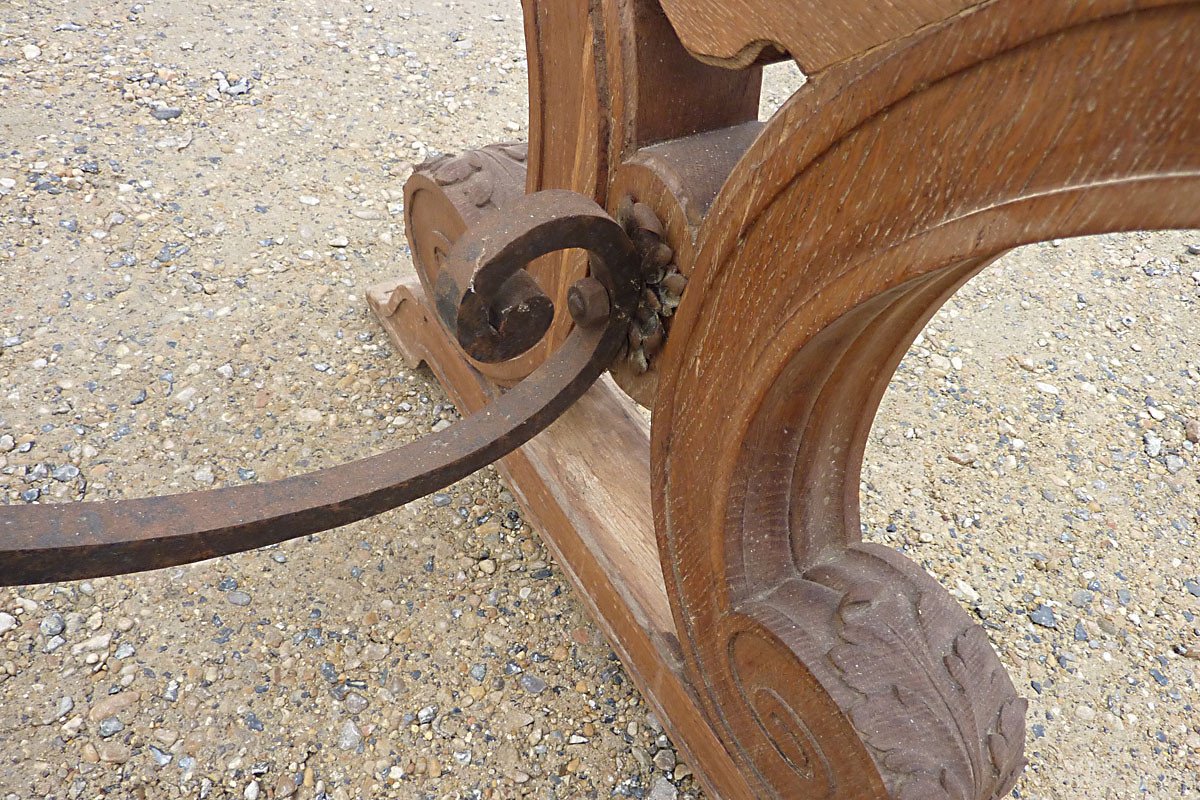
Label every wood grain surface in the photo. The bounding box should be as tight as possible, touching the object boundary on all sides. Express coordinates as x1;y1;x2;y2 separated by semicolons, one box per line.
386;1;1200;797
654;2;1200;797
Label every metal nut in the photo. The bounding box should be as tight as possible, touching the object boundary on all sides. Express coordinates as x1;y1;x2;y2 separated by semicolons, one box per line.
567;277;610;328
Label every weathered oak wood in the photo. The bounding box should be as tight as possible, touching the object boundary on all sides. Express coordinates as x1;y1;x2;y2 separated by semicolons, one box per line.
657;0;986;70
654;2;1200;797
381;1;1200;797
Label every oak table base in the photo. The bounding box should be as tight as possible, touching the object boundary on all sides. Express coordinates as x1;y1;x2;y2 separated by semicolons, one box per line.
368;1;1200;797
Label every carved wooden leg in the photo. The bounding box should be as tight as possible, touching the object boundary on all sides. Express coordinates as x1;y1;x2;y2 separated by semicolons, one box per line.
651;3;1200;798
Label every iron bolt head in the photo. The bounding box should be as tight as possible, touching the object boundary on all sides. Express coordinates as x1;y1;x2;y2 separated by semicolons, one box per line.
567;278;610;328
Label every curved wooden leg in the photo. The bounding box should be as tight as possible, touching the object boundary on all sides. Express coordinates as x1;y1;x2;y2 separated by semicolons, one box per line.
652;3;1200;798
657;259;1027;799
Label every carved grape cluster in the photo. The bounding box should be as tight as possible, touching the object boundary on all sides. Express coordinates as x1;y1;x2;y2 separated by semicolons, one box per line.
616;198;688;375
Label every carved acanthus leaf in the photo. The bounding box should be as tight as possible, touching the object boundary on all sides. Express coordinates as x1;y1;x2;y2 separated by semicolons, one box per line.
810;556;1024;800
421;142;527;211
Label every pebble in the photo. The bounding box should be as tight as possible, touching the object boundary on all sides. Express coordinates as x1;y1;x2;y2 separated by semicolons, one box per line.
1029;605;1058;628
0;614;14;635
39;613;65;636
955;578;981;604
151;107;183;120
519;674;547;694
148;745;173;767
71;632;111;654
337;720;362;750
648;778;678;800
97;742;130;764
97;716;124;737
22;44;41;60
51;464;80;481
344;692;368;714
88;691;138;721
227;590;252;606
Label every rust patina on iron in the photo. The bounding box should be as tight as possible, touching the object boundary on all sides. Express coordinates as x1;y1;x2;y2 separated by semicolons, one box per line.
0;191;639;587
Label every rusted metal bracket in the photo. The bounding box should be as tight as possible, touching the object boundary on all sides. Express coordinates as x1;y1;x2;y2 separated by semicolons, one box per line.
0;191;639;587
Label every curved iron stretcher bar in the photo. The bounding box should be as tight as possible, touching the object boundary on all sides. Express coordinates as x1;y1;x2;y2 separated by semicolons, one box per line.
0;191;638;587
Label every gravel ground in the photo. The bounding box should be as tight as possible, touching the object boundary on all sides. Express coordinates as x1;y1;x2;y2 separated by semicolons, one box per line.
1;2;1197;799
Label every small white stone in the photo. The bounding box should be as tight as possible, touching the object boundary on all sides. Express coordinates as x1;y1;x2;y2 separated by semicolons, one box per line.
70;632;111;654
22;44;42;60
1035;382;1059;395
298;195;320;206
955;579;981;605
0;612;16;634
